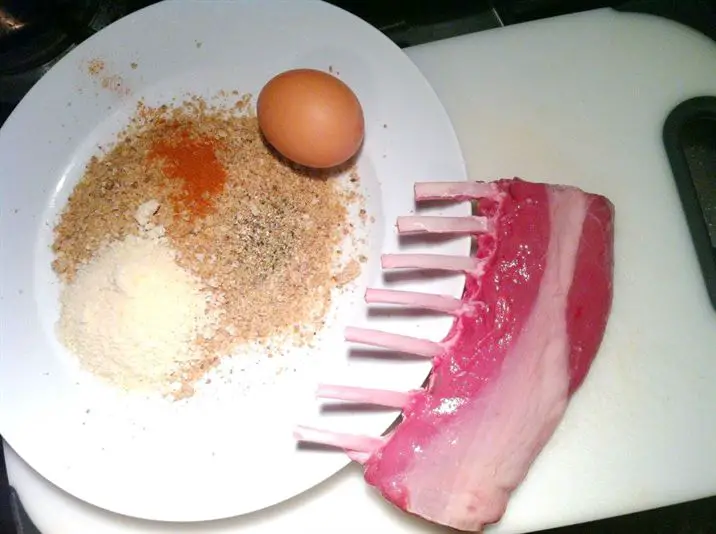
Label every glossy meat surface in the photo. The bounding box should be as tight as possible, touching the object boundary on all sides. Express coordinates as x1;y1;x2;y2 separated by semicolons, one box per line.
362;180;614;531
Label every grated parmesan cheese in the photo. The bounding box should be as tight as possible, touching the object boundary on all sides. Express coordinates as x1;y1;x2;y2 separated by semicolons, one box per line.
56;214;217;392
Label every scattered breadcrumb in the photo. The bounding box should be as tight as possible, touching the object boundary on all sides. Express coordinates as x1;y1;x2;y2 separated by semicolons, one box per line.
100;75;130;95
333;259;361;288
87;58;105;75
85;57;131;96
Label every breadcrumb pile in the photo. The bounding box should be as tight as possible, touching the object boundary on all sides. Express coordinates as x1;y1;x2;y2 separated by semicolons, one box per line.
52;95;365;397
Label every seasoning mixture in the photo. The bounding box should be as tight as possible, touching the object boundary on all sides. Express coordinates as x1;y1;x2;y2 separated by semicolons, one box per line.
57;223;216;391
52;95;365;397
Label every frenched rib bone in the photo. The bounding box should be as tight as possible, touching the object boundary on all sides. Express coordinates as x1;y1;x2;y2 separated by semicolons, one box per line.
381;253;483;273
397;215;489;235
365;288;465;315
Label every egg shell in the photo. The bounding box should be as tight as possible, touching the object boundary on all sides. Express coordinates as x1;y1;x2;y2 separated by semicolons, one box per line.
257;68;365;169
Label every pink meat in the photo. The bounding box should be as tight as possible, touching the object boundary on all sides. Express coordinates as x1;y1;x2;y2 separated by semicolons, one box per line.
295;178;614;532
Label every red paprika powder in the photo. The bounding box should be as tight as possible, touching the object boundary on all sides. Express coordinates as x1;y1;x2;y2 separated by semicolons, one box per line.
148;126;227;219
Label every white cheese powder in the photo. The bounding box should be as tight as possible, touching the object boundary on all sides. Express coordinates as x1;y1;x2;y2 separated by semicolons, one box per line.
57;206;216;392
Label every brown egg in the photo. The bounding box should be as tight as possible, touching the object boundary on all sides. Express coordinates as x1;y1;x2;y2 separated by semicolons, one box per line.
257;68;365;169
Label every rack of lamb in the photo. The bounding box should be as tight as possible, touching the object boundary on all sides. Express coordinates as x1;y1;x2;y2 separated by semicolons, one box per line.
296;178;615;532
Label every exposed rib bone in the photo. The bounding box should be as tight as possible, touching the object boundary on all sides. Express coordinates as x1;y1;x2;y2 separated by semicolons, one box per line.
317;384;411;409
346;451;372;464
294;426;383;454
397;216;488;235
345;326;443;358
366;288;463;315
415;181;495;201
381;253;481;272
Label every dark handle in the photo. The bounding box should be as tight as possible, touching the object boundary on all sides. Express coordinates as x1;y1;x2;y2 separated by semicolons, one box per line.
663;97;716;312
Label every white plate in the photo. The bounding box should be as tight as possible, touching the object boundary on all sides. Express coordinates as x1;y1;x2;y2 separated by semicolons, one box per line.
0;0;469;522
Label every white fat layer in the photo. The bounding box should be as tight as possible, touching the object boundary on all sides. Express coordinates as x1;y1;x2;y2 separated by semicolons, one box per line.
405;187;589;532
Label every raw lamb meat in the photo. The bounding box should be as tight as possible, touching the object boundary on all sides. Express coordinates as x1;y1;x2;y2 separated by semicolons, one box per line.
295;178;615;532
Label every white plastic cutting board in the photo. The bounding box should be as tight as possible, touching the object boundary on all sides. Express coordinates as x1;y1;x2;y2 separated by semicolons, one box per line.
6;7;716;534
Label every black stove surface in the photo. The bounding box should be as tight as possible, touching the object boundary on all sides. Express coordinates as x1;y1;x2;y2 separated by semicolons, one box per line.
0;0;159;124
1;0;716;533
